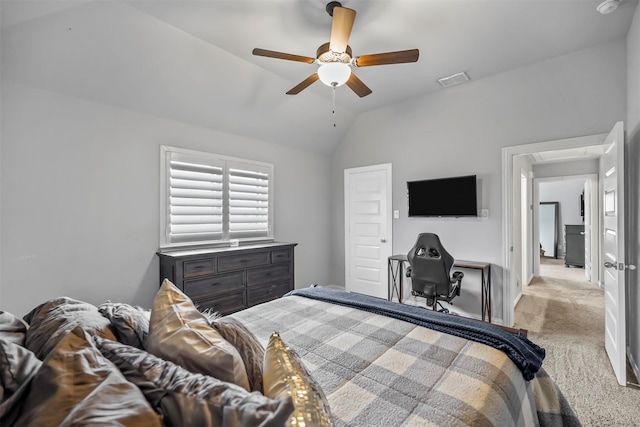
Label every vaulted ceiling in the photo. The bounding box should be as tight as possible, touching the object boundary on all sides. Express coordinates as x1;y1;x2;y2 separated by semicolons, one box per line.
1;0;637;154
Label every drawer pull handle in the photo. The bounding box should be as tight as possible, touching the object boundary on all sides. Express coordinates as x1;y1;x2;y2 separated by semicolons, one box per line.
210;283;221;287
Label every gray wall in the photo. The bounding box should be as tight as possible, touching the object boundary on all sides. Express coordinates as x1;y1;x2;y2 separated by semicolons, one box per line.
626;3;640;381
331;39;627;323
0;82;332;316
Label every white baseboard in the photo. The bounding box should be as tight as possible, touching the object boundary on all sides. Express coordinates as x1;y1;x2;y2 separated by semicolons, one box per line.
514;291;523;307
627;347;640;386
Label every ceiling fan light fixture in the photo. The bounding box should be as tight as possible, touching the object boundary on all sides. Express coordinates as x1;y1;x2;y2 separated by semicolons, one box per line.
597;0;620;14
318;62;351;87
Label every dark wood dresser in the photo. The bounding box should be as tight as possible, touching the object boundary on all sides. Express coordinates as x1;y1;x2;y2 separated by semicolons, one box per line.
157;242;296;315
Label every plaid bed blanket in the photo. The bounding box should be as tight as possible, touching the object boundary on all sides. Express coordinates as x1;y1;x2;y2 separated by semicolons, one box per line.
287;286;545;380
231;294;581;427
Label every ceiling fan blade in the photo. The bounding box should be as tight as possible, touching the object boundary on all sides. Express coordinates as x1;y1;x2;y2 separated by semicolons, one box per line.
346;72;372;98
252;48;315;64
354;49;419;67
329;6;356;54
286;74;320;95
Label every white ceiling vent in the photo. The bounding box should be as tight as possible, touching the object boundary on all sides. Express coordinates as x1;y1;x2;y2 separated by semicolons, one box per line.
437;71;470;88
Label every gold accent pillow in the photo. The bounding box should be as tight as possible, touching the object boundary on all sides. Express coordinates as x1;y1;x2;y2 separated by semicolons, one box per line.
263;332;335;427
146;279;250;390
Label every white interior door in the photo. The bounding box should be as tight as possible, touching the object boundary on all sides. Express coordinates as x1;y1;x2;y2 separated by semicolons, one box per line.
601;121;626;386
344;164;392;300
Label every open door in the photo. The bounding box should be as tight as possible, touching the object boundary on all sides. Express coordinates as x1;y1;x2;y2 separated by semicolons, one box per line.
601;121;627;386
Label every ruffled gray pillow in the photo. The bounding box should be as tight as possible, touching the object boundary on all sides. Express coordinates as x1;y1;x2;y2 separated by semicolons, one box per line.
201;309;265;393
98;302;150;349
95;336;293;427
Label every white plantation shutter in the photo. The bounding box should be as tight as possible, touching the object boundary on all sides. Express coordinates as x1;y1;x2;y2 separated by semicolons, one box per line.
161;147;273;247
228;162;271;239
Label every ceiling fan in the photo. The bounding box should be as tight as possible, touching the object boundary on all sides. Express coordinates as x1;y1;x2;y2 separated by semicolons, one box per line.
252;1;419;98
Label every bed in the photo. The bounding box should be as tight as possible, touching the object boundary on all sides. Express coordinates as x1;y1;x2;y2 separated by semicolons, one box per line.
0;282;580;427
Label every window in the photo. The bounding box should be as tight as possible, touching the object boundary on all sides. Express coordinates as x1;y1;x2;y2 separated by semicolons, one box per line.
160;146;273;248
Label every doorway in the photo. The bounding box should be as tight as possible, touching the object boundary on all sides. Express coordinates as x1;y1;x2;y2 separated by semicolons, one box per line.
501;132;607;325
535;175;597;284
504;123;634;388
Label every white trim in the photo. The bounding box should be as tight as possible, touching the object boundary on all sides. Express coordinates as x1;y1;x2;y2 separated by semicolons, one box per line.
502;133;607;327
160;145;274;249
513;291;523;308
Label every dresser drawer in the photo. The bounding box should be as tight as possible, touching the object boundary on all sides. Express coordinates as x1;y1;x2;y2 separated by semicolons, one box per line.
247;262;291;287
247;282;291;307
183;258;215;278
218;251;270;272
193;291;246;316
271;248;292;263
184;272;244;299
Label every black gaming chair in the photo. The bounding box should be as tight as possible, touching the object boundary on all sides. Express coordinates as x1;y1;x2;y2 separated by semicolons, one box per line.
406;233;463;312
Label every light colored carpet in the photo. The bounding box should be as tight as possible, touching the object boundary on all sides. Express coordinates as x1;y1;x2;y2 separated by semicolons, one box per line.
515;258;640;426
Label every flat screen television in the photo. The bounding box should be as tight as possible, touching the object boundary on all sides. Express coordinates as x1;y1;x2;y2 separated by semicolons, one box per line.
407;174;477;217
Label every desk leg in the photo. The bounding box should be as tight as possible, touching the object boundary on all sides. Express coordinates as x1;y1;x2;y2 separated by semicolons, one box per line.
481;270;486;322
486;266;491;322
387;258;404;303
387;258;392;301
481;267;492;322
399;262;404;303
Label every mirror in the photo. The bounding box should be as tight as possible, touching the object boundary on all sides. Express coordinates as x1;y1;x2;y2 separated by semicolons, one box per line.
539;202;559;258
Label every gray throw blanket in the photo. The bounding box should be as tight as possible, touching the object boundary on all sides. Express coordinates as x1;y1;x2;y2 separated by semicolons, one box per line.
286;286;545;380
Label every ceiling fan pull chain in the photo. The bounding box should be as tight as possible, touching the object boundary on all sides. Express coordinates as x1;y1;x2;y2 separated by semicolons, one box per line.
332;83;337;127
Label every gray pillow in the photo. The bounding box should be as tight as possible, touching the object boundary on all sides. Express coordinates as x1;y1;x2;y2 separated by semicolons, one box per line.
98;302;150;349
13;327;161;426
146;280;250;390
201;309;265;393
95;336;293;427
0;311;29;346
23;297;117;360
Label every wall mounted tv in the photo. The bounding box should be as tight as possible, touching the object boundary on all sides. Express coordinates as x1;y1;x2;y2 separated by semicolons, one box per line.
407;174;478;217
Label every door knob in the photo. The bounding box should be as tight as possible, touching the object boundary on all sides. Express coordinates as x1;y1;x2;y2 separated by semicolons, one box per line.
604;262;637;271
381;238;387;243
